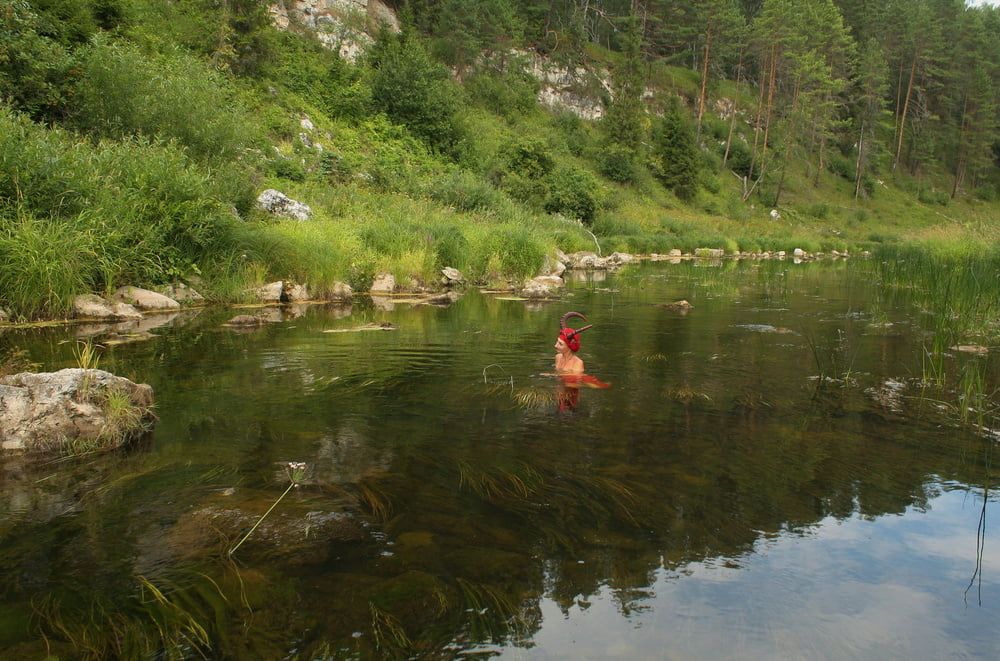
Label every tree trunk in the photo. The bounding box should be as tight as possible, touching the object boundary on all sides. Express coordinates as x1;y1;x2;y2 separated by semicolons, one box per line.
951;94;969;199
696;27;712;139
760;45;778;172
748;52;769;184
722;48;744;167
854;120;865;199
893;52;917;172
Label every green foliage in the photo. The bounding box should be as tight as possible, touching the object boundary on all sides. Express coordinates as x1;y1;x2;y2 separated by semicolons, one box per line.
0;1;76;120
652;98;699;200
0;108;249;316
599;143;639;183
73;38;260;162
0;210;94;318
544;166;598;223
464;66;539;119
367;30;463;154
266;30;370;121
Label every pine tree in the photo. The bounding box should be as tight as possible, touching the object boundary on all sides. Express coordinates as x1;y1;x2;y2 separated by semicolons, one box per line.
653;97;699;200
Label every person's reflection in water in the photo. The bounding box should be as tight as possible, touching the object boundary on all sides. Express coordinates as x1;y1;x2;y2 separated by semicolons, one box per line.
557;377;582;412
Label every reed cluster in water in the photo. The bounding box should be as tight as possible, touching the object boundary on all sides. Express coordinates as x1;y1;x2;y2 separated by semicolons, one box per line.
871;244;1000;431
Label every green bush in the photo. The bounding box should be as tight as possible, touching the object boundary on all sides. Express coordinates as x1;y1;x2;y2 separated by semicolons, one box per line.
0;1;77;121
544;166;598;223
918;188;950;206
367;31;463;154
73;38;259;162
827;155;854;182
464;67;538;119
424;168;510;212
726;140;756;179
0;108;249;315
599;143;638;183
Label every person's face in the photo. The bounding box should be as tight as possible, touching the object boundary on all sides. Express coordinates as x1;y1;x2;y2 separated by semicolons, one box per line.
555;337;568;352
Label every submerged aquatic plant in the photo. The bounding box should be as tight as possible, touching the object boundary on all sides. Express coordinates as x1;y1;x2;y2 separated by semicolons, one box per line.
32;572;230;659
456;578;529;643
228;461;308;557
369;603;413;657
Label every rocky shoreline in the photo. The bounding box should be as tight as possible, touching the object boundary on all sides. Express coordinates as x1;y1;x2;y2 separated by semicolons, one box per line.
0;247;865;329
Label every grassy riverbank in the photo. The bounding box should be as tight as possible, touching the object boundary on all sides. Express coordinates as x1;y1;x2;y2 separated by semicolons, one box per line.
1;2;998;320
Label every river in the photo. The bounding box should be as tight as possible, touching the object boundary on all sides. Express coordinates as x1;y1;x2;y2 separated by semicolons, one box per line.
1;259;998;659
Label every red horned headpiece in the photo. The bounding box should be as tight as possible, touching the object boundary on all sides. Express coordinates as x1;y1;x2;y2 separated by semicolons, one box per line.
558;311;593;352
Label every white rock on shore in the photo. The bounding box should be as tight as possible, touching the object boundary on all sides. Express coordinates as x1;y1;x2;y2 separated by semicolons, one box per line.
370;273;396;294
73;294;143;321
113;286;180;311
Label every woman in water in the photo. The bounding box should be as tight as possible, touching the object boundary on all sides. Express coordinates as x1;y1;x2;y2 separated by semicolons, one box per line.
554;311;592;375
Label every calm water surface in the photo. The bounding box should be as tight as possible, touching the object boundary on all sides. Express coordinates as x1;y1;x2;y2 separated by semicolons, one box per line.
2;260;999;659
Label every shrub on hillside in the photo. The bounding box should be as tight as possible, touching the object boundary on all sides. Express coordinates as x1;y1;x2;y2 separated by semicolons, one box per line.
599;143;638;183
366;30;463;154
464;67;539;119
73;38;260;162
492;137;554;205
0;108;249;315
544;166;598;223
725;140;756;180
0;1;77;121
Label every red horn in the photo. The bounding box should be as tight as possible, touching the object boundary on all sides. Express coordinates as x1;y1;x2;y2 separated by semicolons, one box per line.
560;311;588;329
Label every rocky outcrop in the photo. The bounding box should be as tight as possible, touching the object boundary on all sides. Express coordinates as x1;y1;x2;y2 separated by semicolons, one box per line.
113;286;180;312
73;294;142;321
0;369;154;453
257;189;313;221
268;0;399;62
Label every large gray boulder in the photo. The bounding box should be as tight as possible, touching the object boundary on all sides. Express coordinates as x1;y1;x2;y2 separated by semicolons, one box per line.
370;272;396;294
156;283;205;305
0;369;154;453
257;189;313;221
251;281;285;303
73;294;142;321
113;286;180;312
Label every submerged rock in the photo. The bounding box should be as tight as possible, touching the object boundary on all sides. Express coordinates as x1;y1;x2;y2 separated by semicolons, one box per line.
952;344;989;355
657;300;693;311
0;369;154;453
522;275;564;298
225;314;270;327
734;324;797;335
866;378;907;412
